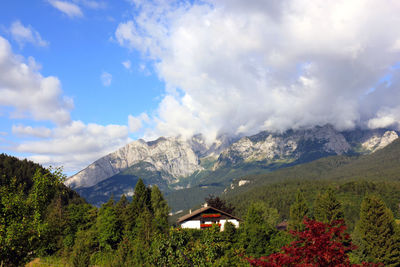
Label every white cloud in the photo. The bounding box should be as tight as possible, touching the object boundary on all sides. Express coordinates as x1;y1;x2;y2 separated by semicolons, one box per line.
15;120;131;172
100;71;112;86
0;36;129;174
122;60;131;70
48;0;83;18
12;125;52;138
0;36;73;125
128;113;149;133
10;21;49;48
116;0;400;140
74;0;106;9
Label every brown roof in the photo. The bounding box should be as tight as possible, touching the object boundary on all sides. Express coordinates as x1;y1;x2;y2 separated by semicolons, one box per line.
177;206;241;223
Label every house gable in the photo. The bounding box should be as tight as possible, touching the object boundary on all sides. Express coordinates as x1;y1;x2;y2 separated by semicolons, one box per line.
177;206;241;230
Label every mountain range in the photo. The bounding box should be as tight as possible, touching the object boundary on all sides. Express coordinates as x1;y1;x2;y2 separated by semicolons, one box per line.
65;124;398;210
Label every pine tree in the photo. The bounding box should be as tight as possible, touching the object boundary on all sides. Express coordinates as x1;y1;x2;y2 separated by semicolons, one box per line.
125;179;151;234
115;194;129;231
313;188;344;223
205;194;235;214
354;195;400;266
131;179;151;214
150;186;170;233
240;202;279;257
289;190;309;231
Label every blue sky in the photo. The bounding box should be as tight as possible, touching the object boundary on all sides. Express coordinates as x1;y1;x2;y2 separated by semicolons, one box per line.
1;0;400;174
0;0;162;129
0;0;165;173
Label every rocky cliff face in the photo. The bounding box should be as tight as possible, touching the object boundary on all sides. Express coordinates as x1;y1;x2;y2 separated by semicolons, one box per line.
214;125;351;168
65;125;398;190
65;137;202;188
361;131;398;152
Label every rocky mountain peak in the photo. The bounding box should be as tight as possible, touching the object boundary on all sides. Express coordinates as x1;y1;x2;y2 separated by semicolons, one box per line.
214;125;350;168
66;125;399;195
362;130;398;152
65;136;202;188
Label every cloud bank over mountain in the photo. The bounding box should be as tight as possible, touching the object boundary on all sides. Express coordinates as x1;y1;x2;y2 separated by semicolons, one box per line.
117;0;400;142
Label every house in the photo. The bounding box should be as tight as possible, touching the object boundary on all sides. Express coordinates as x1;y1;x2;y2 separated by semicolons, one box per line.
177;205;241;230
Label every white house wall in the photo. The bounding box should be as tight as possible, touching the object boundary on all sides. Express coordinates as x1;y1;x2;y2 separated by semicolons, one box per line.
181;220;200;229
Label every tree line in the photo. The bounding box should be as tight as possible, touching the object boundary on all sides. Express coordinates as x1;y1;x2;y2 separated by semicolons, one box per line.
1;154;400;266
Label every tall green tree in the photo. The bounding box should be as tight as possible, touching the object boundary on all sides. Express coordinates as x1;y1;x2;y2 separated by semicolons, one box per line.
125;179;150;234
151;185;170;233
205;194;235;214
131;179;151;214
313;188;344;223
96;197;122;250
240;202;279;257
115;194;129;232
353;195;400;266
289;190;309;231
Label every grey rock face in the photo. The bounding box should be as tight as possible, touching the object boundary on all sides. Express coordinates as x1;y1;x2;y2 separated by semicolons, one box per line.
189;133;238;158
65;137;202;188
66;125;399;191
361;130;398;152
214;125;351;168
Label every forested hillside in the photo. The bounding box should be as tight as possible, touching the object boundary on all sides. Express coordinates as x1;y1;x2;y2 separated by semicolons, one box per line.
225;139;400;230
0;154;88;266
2;153;400;266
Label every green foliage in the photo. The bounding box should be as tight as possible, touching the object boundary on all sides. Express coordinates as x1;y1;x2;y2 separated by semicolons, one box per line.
0;159;76;266
205;194;235;214
150;228;191;266
96;197;122;250
131;178;151;214
289;189;309;230
0;177;35;266
70;228;98;267
5;151;400;266
63;203;96;248
313;188;344;223
151;185;170;233
353;195;400;266
240;202;280;257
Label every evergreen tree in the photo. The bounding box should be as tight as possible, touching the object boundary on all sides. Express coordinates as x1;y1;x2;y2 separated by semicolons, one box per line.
96;197;122;250
115;194;129;231
205;194;235;214
289;189;309;231
222;221;237;243
131;179;151;214
150;186;170;233
125;179;151;234
240;202;279;257
354;195;400;266
313;188;344;223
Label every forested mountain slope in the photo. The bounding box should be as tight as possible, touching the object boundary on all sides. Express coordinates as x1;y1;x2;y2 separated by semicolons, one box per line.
224;139;400;229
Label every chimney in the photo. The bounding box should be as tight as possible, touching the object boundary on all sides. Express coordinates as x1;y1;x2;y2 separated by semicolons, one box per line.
189;209;192;214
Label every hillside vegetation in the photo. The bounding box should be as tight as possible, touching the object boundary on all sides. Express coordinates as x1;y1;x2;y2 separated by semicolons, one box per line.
225;139;400;229
2;152;400;265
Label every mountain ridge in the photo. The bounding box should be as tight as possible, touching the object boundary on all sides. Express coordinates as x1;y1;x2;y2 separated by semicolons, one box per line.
65;125;399;209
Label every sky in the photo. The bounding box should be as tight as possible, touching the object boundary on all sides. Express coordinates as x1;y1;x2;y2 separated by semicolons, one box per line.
1;0;400;175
